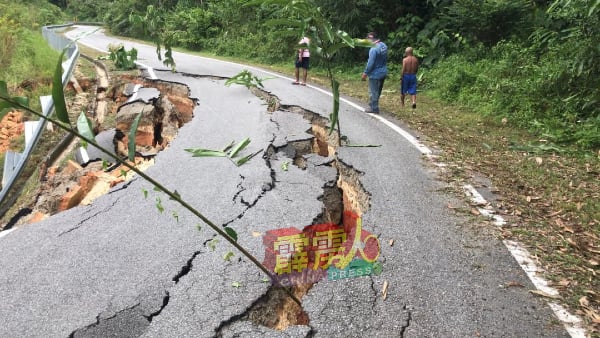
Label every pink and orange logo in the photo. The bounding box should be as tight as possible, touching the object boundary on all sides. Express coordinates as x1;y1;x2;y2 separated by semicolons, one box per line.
263;211;381;286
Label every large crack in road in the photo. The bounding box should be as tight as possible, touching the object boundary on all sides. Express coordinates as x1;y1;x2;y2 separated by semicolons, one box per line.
104;76;387;337
5;70;396;337
207;84;392;336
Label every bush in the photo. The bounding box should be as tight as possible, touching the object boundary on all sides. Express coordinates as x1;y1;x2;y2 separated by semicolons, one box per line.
425;38;600;149
166;8;220;50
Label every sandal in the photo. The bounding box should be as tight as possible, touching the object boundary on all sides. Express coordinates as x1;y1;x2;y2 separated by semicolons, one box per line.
300;82;306;86
292;81;300;85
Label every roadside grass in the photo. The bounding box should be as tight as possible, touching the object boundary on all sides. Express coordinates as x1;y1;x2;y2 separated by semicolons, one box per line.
374;86;598;333
389;90;598;334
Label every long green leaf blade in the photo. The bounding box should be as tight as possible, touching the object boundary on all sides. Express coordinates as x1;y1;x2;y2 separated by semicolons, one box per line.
323;42;351;56
336;30;354;46
236;156;251;167
228;138;251;158
52;49;69;124
236;149;262;166
13;96;29;107
353;38;375;48
185;148;228;157
329;79;340;134
323;24;334;43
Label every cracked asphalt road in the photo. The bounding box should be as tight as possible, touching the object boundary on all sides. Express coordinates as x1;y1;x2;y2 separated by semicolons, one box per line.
0;26;570;337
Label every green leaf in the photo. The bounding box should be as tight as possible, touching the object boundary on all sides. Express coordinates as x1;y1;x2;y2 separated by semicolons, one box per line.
323;23;334;43
185;148;228;157
172;211;179;222
13;96;29;108
228;138;251;158
156;197;164;213
223;251;234;261
142;189;148;199
323;42;351;57
224;227;238;242
329;79;340;134
195;223;202;231
231;281;242;288
353;38;375;48
336;30;354;46
76;112;95;148
281;161;289;171
52;49;69;125
237;149;262;166
225;70;270;89
589;0;600;16
372;261;383;275
128;110;143;162
102;160;108;171
235;156;251;167
208;238;219;251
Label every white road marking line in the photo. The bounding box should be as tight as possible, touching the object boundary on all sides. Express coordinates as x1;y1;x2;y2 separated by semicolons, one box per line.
369;114;432;155
464;184;506;226
465;185;586;338
0;228;15;239
135;62;157;80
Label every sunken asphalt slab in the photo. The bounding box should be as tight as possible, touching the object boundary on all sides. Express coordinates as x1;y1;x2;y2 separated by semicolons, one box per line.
0;26;569;337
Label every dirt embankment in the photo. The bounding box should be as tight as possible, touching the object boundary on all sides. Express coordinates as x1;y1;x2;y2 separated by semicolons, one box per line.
0;58;195;229
0;111;25;153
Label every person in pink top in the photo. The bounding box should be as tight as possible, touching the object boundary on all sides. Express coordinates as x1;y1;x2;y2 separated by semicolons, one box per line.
293;36;310;86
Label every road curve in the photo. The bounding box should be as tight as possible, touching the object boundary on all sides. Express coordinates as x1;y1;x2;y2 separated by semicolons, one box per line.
0;26;569;337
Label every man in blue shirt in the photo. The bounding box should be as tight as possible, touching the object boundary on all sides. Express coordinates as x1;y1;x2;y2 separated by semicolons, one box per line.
361;32;388;114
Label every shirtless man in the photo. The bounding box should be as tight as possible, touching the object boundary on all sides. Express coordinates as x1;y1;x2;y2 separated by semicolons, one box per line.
401;47;419;109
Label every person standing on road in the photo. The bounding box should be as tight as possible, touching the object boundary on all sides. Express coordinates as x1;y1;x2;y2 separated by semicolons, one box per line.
401;46;419;109
361;32;388;114
293;36;310;86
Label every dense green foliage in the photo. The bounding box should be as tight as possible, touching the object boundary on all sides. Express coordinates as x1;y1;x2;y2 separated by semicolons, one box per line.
57;0;600;149
106;45;138;70
428;0;600;148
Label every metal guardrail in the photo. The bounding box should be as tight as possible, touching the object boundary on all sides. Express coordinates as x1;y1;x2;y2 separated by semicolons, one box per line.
0;24;80;210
